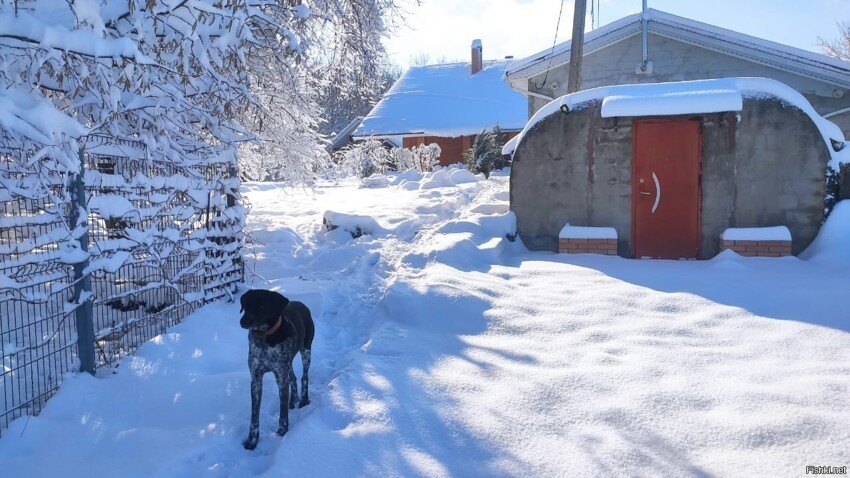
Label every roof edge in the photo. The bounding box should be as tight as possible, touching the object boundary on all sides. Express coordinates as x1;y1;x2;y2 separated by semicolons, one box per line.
505;8;850;89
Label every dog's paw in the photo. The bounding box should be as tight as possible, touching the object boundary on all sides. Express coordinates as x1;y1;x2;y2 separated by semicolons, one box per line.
298;399;310;409
289;401;297;410
243;437;258;450
276;426;289;437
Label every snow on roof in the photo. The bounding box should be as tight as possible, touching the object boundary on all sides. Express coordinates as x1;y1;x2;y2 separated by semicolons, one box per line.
504;9;850;90
503;77;849;170
0;87;87;145
352;61;527;139
600;83;743;118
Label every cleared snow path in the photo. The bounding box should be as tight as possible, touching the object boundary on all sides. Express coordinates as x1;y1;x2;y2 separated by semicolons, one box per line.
0;170;848;477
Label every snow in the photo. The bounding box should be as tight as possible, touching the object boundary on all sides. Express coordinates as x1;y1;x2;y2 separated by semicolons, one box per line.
293;4;310;19
0;87;87;144
352;61;527;139
419;166;480;189
322;211;389;238
0;11;149;62
601;86;743;118
1;172;849;476
87;194;135;219
501;134;520;156
799;200;850;266
507;77;849;170
720;226;792;241
559;224;618;240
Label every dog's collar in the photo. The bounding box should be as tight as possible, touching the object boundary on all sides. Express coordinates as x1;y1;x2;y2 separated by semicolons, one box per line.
253;316;283;338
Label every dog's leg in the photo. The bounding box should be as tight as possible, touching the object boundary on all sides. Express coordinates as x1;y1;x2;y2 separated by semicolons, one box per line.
289;367;298;410
273;368;291;436
243;371;263;450
299;349;311;408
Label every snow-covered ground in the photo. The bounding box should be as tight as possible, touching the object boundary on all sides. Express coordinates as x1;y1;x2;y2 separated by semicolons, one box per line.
1;168;848;477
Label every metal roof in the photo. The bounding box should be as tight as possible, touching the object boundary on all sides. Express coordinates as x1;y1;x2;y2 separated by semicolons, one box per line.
505;9;850;91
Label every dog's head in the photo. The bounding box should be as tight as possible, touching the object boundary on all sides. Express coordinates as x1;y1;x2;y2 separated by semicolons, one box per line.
239;289;290;332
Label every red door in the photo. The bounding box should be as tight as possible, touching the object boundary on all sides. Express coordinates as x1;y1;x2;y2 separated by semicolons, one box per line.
632;120;701;259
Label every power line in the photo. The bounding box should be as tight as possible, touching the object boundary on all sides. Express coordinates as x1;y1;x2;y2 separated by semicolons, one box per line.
539;0;566;90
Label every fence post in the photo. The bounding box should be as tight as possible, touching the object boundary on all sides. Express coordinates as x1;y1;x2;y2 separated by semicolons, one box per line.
70;146;95;375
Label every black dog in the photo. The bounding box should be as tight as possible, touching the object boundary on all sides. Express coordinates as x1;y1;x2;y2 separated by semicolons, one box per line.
239;289;314;450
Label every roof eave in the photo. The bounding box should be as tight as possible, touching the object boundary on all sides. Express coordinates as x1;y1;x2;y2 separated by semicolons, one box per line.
505;8;850;90
505;14;641;81
650;22;850;89
352;128;523;141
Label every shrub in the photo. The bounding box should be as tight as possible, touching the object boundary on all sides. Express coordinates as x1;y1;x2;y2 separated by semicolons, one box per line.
334;139;391;178
391;143;441;172
333;140;441;178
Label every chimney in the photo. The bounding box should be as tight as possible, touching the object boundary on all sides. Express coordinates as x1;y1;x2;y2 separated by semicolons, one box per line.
471;39;482;74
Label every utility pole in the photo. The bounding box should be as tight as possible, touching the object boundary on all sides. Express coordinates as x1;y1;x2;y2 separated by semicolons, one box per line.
567;0;588;94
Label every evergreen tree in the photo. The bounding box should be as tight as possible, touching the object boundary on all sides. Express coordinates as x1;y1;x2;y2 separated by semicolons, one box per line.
465;126;506;178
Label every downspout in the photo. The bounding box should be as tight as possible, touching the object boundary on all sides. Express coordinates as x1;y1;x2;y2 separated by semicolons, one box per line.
640;0;649;72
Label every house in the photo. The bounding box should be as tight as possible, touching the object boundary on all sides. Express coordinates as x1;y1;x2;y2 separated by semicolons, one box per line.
507;77;847;259
503;9;850;137
352;41;527;166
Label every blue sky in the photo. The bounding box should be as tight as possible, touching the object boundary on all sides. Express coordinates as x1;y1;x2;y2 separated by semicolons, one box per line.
385;0;850;68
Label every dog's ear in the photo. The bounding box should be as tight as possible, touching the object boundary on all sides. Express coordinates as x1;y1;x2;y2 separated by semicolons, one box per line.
275;293;290;312
239;294;248;313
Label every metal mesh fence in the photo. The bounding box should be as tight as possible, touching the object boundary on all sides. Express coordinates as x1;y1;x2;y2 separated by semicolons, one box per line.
0;136;243;434
0;142;80;432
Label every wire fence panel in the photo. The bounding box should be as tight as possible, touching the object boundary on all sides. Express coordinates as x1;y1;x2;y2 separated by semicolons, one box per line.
0;136;244;436
0;143;81;432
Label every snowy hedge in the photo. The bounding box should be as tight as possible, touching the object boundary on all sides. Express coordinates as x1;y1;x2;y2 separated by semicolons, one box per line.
333;140;442;178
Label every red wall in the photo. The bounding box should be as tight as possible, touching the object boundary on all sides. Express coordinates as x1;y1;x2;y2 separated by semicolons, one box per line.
404;132;518;167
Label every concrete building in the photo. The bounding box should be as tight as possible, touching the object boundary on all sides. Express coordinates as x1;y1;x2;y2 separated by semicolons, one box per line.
504;9;850;138
353;41;526;166
508;78;844;259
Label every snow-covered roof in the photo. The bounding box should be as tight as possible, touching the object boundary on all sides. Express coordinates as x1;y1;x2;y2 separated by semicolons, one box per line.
352;61;527;139
504;9;850;92
599;81;743;118
504;77;850;170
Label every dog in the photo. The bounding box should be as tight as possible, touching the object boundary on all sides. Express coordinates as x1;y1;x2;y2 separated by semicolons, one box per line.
239;289;314;450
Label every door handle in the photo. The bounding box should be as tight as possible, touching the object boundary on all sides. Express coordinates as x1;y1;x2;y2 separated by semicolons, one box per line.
639;191;652;196
651;172;661;214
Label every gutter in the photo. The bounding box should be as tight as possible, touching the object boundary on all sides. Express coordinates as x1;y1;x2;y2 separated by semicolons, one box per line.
506;78;555;102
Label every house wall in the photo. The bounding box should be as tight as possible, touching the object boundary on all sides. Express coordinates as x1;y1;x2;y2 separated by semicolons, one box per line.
510;98;830;257
525;33;850;138
404;132;520;167
404;136;472;166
